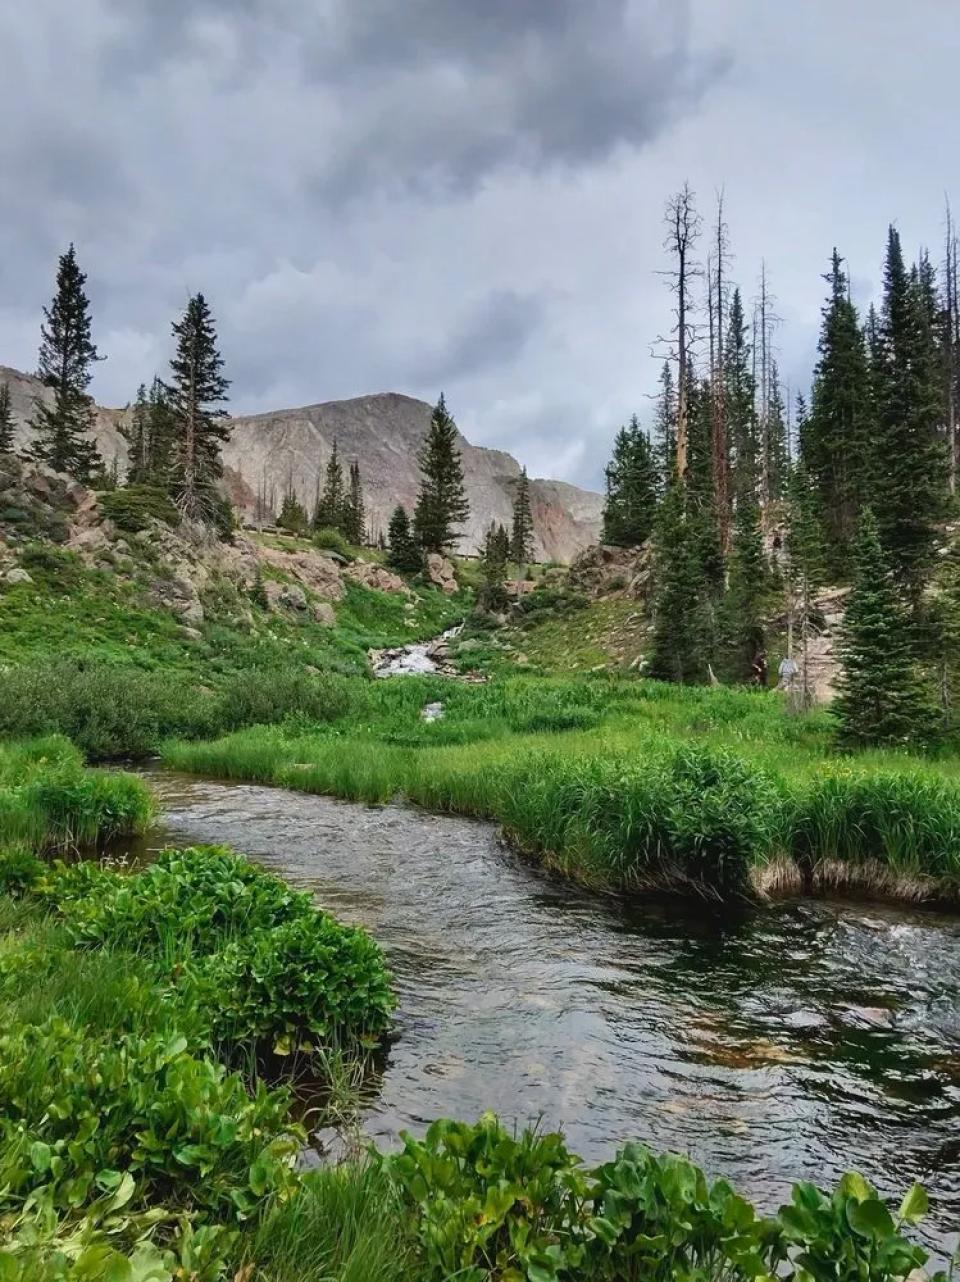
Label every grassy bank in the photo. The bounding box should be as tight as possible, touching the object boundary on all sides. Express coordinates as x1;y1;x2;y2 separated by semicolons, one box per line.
163;676;960;905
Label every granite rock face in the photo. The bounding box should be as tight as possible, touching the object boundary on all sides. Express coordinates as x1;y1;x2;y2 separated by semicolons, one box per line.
0;368;601;562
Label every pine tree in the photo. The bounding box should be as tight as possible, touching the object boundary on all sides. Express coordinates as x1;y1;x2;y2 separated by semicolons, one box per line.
166;293;230;523
250;566;269;610
313;441;346;533
602;417;659;547
871;227;948;600
479;521;510;612
835;507;928;747
652;362;677;491
386;505;422;574
413;394;469;552
0;382;14;453
800;249;873;574
647;481;711;684
930;535;960;730
145;377;175;484
718;497;769;683
342;460;366;544
725;288;758;504
29;244;103;481
784;464;827;709
121;383;151;483
277;492;309;535
510;465;535;566
765;362;790;502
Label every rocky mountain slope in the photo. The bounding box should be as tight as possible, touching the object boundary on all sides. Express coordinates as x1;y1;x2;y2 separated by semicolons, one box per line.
0;367;602;561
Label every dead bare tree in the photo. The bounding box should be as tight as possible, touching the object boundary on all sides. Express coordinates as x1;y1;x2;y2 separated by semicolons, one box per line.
754;260;782;508
711;190;731;550
655;183;702;481
945;197;960;494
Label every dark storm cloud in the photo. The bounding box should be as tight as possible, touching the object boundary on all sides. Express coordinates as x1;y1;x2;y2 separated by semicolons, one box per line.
411;291;546;388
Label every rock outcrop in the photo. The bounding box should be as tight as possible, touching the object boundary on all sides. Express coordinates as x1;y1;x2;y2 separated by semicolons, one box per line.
568;543;654;600
0;367;603;562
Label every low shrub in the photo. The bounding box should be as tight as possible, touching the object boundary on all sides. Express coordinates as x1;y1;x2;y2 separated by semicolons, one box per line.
0;847;44;898
216;668;357;732
99;484;180;533
313;527;355;561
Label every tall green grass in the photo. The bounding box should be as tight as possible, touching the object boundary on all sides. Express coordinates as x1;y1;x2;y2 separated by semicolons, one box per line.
164;679;960;903
0;735;153;849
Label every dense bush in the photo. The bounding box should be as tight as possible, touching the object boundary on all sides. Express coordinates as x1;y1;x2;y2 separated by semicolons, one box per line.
216;667;356;732
99;484;181;533
313;526;355;560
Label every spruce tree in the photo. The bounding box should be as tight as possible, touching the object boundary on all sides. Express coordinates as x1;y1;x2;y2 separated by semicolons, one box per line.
835;507;928;747
930;535;960;731
387;505;422;574
871;227;948;600
785;463;828;709
277;492;309;535
725;288;758;505
342;460;366;544
652;362;677;491
765;362;790;502
602;417;658;547
166;293;230;523
479;522;510;612
511;465;535;566
0;382;14;453
313;441;346;533
145;377;175;485
718;497;769;683
800;249;874;575
121;383;151;483
413;394;469;552
29;244;102;482
647;480;711;684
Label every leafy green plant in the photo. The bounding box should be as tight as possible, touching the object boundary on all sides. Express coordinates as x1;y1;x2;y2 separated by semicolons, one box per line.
383;1114;592;1282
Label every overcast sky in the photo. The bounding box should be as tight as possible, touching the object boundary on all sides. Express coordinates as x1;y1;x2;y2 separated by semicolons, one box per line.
2;1;957;491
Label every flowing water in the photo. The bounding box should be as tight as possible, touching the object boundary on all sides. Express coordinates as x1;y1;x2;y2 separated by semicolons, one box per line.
141;769;960;1256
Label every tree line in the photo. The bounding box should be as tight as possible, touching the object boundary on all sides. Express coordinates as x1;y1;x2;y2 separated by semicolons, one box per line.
0;245;544;570
599;186;960;746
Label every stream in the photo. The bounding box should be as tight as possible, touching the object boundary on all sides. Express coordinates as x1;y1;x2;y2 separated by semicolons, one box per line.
140;769;960;1256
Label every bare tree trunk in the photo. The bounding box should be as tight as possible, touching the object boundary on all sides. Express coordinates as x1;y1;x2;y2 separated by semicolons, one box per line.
658;183;702;483
946;198;959;495
711;191;730;551
183;357;197;517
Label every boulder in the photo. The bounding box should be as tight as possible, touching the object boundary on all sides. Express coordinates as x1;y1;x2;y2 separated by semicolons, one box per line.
425;553;458;594
258;546;344;601
4;567;32;585
345;561;409;594
568;542;653;600
151;575;204;625
312;601;336;626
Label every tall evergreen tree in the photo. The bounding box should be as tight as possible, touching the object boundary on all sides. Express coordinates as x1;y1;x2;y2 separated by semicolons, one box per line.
871;227;948;600
834;507;927;747
652;362;677;491
29;244;102;481
647;480;712;684
312;441;346;532
0;382;14;453
765;362;790;502
145;377;175;484
121;383;151;483
930;534;960;731
724;288;758;504
718;497;769;683
277;491;309;535
602;417;659;547
166;293;230;523
784;464;828;709
413;394;469;552
387;505;422;574
511;465;535;566
479;521;510;611
800;249;873;574
342;460;366;544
